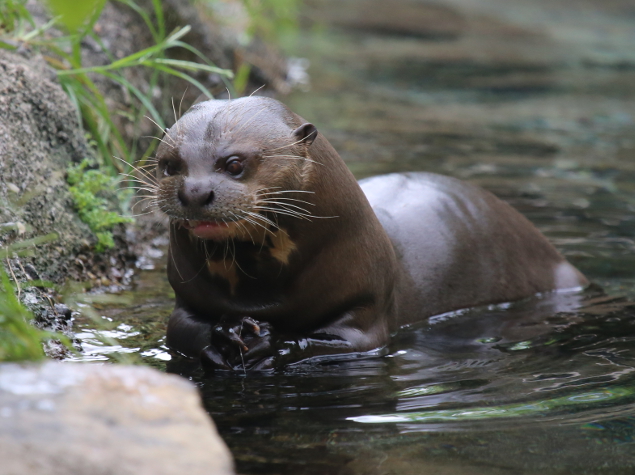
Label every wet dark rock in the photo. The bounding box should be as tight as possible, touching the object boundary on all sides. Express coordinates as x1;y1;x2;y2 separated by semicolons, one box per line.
0;362;234;475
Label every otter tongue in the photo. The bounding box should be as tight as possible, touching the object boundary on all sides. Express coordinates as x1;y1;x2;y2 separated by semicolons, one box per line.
190;220;228;240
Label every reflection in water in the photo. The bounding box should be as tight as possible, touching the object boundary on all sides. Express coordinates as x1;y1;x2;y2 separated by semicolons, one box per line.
73;272;635;473
72;0;635;472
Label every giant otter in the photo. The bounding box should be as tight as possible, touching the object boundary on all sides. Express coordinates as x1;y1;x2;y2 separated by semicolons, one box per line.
153;96;587;370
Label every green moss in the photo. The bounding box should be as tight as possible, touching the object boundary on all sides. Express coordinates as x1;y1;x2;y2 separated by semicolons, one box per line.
0;267;46;361
67;159;133;252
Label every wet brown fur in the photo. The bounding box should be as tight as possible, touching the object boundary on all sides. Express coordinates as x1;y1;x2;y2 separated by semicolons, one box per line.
152;96;588;363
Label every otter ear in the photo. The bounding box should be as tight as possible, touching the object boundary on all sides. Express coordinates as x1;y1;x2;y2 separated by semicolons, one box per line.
293;123;318;146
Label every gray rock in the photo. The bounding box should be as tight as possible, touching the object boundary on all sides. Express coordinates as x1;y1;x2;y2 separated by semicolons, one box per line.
0;48;135;285
0;48;96;283
0;362;234;475
0;49;136;350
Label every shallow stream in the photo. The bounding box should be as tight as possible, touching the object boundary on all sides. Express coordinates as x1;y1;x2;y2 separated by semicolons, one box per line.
72;0;635;473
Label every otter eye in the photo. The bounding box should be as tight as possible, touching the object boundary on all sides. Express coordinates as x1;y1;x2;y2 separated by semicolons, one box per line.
225;158;244;176
162;161;180;177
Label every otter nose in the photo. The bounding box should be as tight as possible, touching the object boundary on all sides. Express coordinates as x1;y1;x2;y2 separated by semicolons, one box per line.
178;179;215;208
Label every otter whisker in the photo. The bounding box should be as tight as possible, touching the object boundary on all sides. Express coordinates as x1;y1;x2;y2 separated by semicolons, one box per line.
255;205;338;220
119;173;158;188
142;135;175;149
265;133;317;152
256;201;313;216
127;183;159;192
144;115;176;148
131;195;158;205
259;197;316;207
134;162;159;170
144;115;167;135
137;193;164;202
178;87;188;121
221;235;229;265
164;227;200;282
249;84;266;97
129;169;159;187
115;157;160;186
118;171;157;185
245;213;280;238
171;97;183;138
126;210;160;218
263;154;322;166
221;226;255;279
228;227;237;270
255;189;316;206
129;195;159;206
127;198;159;214
119;176;159;193
123;177;158;189
259;189;315;195
253;206;313;222
231;244;255;279
229;212;256;245
244;211;279;229
202;240;210;259
203;240;219;263
115;164;158;184
131;199;160;212
258;200;315;212
201;239;211;262
255;202;313;214
268;210;338;220
132;167;160;186
132;195;164;207
128;208;157;217
240;213;276;237
237;222;256;246
126;186;159;194
178;260;209;284
168;221;186;282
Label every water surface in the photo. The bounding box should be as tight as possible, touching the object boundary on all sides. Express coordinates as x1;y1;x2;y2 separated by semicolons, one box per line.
73;0;635;473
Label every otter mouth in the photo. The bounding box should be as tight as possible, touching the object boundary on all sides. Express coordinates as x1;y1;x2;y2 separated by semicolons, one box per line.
175;219;233;240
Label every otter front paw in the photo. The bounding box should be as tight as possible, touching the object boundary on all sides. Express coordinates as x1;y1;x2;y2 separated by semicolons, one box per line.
200;317;276;371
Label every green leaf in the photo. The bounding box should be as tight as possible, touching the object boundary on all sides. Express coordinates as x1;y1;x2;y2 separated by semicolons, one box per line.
44;0;106;34
152;58;234;77
144;63;215;100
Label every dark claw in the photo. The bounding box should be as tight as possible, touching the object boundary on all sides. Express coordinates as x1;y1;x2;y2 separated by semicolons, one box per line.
200;345;231;370
243;337;273;361
205;316;277;372
213;325;248;351
227;328;248;351
241;316;260;336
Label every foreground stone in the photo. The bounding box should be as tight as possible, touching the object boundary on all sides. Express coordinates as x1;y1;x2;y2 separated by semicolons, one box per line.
0;362;234;475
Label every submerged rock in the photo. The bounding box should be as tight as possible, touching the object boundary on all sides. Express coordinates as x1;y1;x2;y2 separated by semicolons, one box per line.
0;362;234;475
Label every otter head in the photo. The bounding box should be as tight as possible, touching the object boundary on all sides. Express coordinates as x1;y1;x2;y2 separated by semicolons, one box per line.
155;96;318;242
